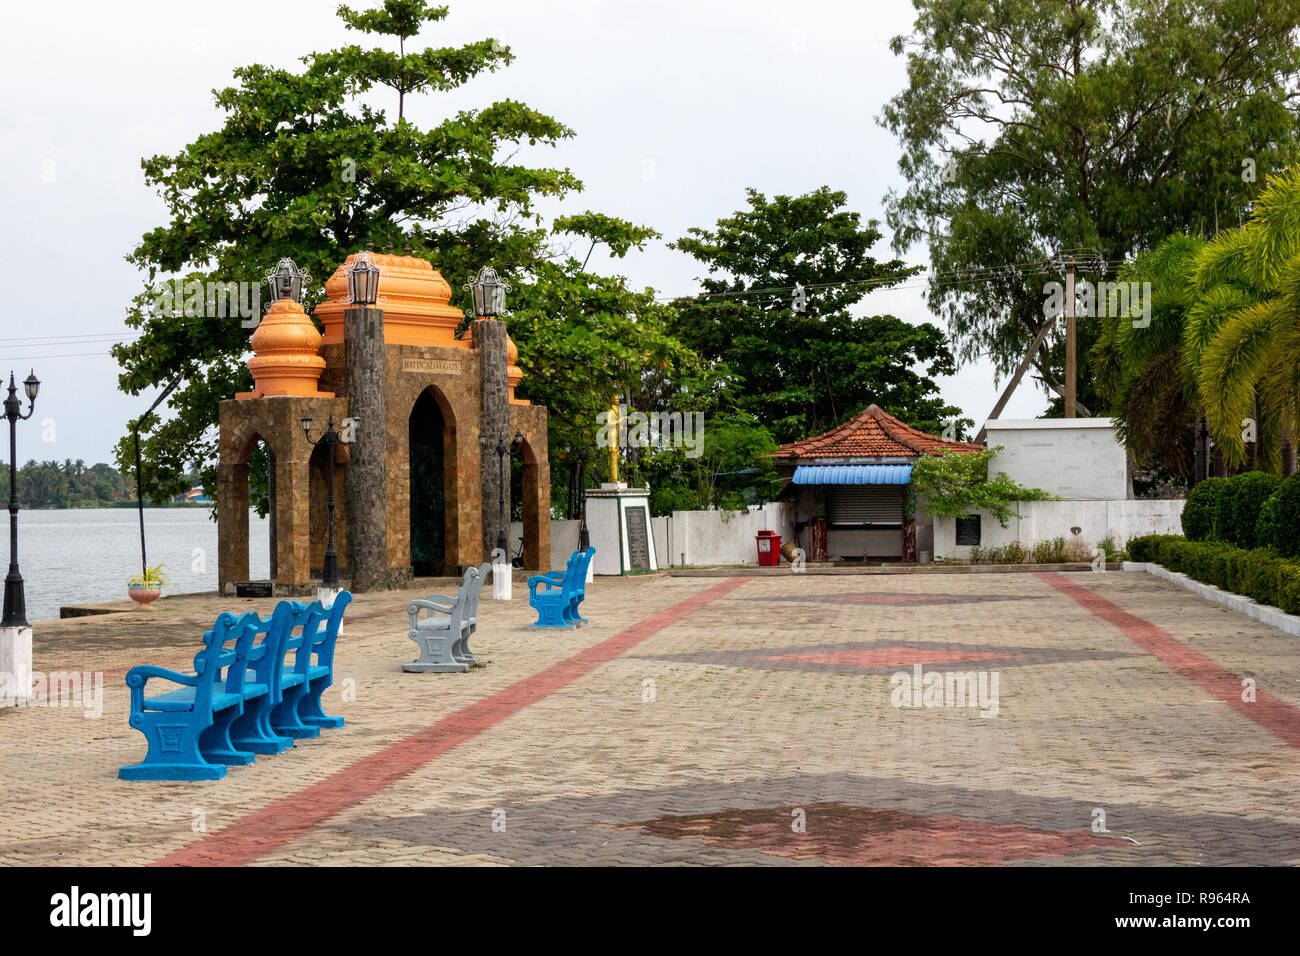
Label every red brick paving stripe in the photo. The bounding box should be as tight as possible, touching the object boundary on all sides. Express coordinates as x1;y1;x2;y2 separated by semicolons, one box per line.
1038;572;1300;749
151;577;751;867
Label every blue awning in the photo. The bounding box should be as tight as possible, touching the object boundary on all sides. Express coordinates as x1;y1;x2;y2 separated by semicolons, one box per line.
792;464;912;485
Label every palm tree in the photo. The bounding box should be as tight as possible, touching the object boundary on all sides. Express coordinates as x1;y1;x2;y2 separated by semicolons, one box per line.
1185;168;1300;471
1091;234;1204;476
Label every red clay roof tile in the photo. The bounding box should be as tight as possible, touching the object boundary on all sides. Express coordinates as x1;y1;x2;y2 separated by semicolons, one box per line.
773;405;984;460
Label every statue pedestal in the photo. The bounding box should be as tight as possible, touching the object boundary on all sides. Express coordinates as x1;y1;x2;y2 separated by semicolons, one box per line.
584;483;657;575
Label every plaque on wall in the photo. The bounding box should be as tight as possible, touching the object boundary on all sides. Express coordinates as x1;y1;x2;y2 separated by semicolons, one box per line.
236;581;274;598
401;358;462;375
624;506;651;571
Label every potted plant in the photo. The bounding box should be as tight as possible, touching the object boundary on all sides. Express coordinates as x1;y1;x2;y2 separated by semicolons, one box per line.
126;564;169;610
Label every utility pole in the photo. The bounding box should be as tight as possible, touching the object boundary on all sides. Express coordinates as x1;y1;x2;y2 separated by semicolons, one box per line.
1064;253;1077;419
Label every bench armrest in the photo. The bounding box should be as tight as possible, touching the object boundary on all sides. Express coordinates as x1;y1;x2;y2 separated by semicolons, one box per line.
125;665;198;715
409;597;455;629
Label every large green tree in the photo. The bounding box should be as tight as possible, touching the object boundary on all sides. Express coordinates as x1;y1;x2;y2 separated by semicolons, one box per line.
669;186;965;444
881;0;1300;415
114;1;583;502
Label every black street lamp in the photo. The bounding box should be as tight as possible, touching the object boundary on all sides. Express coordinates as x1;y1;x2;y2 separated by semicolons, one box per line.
2;370;39;629
577;446;590;551
301;413;344;589
495;435;509;556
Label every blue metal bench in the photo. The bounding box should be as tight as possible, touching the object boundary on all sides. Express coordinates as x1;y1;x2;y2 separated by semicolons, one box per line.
527;547;594;628
276;591;352;731
119;611;261;781
568;547;596;624
230;601;302;754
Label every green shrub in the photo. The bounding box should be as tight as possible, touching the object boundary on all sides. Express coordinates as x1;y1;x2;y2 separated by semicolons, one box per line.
1140;534;1300;612
1031;537;1067;563
1181;477;1225;541
1256;472;1300;559
1214;472;1281;549
1127;534;1179;562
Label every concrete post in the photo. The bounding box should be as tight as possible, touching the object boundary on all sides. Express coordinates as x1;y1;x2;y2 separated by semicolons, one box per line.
344;305;389;591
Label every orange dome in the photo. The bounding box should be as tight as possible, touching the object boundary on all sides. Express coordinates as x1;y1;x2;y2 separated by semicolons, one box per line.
238;298;331;399
506;332;527;405
315;252;467;348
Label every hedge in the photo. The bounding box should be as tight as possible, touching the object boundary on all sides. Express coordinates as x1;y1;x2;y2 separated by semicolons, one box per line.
1127;534;1300;615
1257;472;1300;559
1181;477;1225;541
1214;471;1281;549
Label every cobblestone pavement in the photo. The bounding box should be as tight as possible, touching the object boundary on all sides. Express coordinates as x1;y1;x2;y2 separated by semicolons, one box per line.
1;568;1298;866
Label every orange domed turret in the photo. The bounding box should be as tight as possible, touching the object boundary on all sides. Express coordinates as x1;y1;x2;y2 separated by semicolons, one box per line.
315;252;466;348
506;333;528;405
237;298;332;399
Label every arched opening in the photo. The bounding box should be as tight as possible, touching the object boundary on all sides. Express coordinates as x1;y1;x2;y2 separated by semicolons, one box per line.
308;440;348;580
513;434;545;570
409;388;450;576
221;431;276;590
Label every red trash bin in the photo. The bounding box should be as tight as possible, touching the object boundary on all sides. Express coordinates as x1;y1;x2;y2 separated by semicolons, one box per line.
755;529;781;567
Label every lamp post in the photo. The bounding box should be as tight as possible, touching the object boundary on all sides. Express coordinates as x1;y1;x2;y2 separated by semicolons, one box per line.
2;370;38;628
577;446;590;552
301;414;343;589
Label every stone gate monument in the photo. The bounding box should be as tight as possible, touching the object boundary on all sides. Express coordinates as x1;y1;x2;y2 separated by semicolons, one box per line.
216;250;549;595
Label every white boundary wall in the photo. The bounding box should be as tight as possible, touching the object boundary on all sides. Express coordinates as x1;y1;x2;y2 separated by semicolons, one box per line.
932;499;1184;560
650;502;795;568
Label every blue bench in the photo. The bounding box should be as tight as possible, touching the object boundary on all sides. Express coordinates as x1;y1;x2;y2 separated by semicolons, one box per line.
527;547;595;628
568;547;596;624
119;611;261;781
118;592;352;781
275;591;351;733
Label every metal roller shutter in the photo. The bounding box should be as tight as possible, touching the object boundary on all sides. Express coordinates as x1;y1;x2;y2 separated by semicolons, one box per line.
829;485;902;526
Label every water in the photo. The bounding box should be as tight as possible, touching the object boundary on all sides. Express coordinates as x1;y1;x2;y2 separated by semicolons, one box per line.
8;508;270;623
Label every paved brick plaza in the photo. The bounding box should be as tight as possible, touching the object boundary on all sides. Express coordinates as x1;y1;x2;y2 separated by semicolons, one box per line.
1;569;1297;866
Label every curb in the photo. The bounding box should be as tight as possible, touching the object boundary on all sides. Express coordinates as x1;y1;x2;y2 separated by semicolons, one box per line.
668;563;1096;577
1122;561;1300;638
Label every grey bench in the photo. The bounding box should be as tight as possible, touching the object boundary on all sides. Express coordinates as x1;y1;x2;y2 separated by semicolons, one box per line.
404;564;490;673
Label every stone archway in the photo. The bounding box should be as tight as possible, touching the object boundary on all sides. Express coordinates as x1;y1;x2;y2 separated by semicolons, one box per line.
514;433;549;571
408;386;456;576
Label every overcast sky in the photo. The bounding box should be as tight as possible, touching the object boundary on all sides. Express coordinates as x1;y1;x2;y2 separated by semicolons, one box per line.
0;0;1049;468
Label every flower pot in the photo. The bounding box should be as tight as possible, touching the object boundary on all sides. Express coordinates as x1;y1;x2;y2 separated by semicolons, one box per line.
128;587;161;610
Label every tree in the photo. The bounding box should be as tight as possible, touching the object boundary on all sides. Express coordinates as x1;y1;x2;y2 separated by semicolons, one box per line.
1183;168;1300;468
881;0;1300;414
669;187;966;444
1090;233;1204;475
507;213;706;478
910;447;1056;527
113;1;582;503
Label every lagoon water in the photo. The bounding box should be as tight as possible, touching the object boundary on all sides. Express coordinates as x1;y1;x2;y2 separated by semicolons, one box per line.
11;508;270;623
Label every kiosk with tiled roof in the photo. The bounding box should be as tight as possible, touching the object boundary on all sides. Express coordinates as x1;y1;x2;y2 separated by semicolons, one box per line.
773;405;983;562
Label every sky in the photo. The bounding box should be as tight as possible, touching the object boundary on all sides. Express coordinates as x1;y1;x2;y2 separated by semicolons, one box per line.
0;0;1049;468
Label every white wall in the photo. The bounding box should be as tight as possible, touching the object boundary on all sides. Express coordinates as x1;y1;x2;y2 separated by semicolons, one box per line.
985;419;1128;500
655;501;795;568
509;518;580;573
932;499;1185;560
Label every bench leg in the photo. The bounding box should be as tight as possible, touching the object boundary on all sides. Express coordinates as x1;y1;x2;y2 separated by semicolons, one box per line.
199;706;257;765
403;632;469;673
453;627;477;667
271;684;321;739
231;695;294;754
119;716;226;781
299;676;343;729
527;599;574;629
